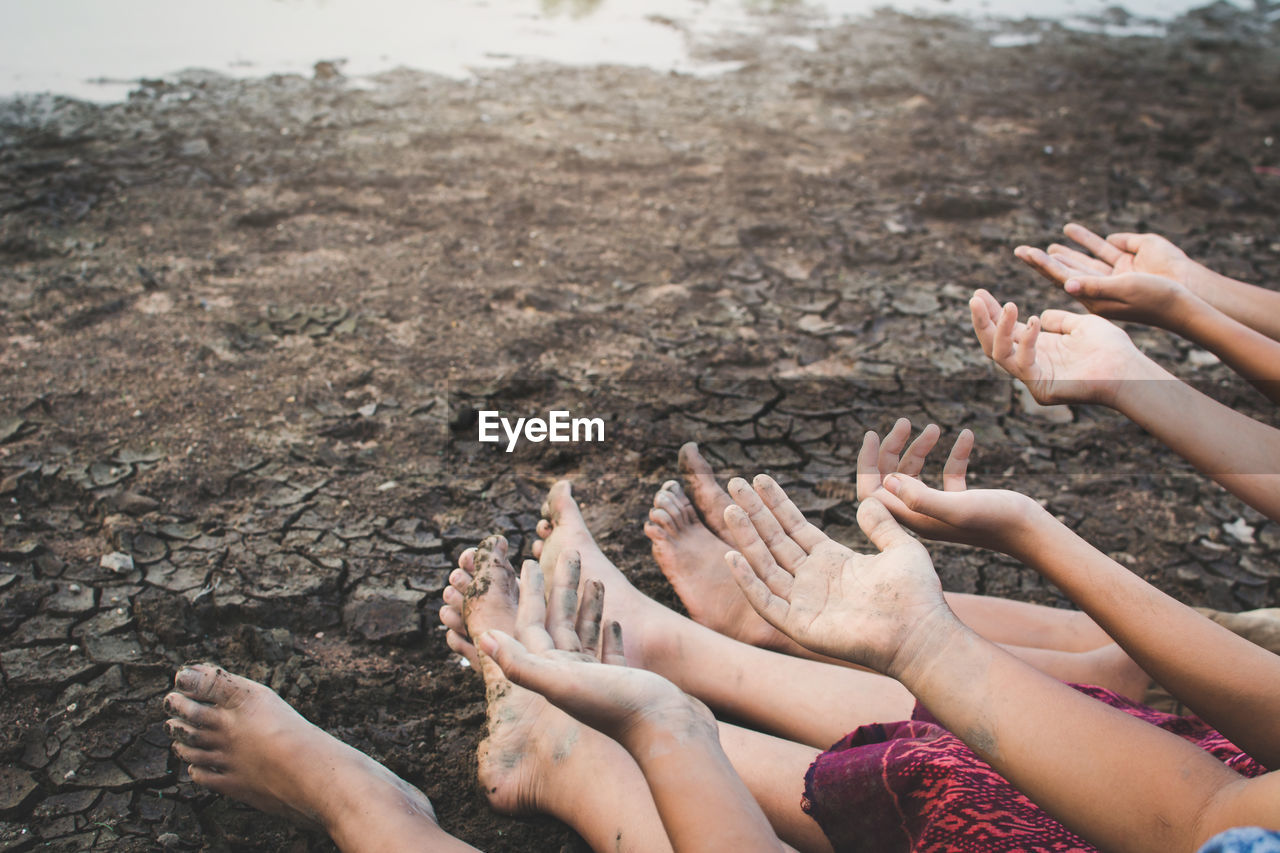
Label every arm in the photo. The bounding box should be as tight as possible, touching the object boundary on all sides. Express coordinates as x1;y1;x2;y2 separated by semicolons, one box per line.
723;479;1280;853
875;473;1280;769
971;291;1280;523
480;559;783;853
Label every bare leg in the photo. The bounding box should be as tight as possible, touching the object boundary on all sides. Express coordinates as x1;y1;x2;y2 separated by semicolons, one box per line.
532;481;916;749
677;442;1115;652
164;666;476;853
718;723;834;853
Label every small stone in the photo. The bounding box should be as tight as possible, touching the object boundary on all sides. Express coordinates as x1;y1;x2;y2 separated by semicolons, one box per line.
1224;517;1257;545
100;552;135;573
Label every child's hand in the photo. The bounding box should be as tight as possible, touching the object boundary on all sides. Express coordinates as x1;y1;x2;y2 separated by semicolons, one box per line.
723;474;950;676
876;473;1042;557
855;417;973;501
1047;223;1196;286
479;557;712;748
970;289;1144;407
1015;244;1196;330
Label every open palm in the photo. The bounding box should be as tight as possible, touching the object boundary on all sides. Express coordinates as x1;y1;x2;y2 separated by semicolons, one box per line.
722;473;947;675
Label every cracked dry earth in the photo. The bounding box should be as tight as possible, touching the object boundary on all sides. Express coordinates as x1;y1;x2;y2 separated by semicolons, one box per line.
2;5;1280;851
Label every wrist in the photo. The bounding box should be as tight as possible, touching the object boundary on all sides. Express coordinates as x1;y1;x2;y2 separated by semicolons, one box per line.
885;604;966;685
1098;349;1167;410
618;700;719;759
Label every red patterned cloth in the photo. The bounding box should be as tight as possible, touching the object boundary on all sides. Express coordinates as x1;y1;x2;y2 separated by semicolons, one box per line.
802;684;1267;853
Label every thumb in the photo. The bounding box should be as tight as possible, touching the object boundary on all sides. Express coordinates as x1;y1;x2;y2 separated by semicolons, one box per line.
1063;276;1108;299
883;473;950;520
478;629;534;683
857;496;919;553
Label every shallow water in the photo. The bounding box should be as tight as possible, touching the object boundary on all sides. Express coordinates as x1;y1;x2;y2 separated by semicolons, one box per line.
0;0;1247;102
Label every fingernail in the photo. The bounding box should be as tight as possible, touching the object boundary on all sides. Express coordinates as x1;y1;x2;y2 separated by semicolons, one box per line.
477;632;497;657
883;474;901;494
1064;279;1080;293
175;668;198;691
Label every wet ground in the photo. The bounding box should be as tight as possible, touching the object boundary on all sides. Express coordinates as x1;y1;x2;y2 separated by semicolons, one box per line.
2;3;1280;850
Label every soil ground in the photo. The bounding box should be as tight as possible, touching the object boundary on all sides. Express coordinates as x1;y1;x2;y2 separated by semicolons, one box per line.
2;5;1280;850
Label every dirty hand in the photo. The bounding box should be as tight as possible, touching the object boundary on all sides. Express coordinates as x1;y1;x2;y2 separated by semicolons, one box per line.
479;557;711;747
723;474;949;675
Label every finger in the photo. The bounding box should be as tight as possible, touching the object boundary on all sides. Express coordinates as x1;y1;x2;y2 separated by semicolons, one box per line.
1062;275;1115;301
1046;243;1112;276
1014;245;1074;285
1037;308;1083;334
1104;232;1146;254
971;295;997;358
575;579;604;657
602;620;626;667
516;560;554;654
1016;315;1040;375
548;550;583;652
942;429;975;492
856;496;923;554
991;301;1019;365
898;423;940;477
478;629;546;691
727;477;808;572
1064;223;1124;265
856;430;883;500
877;417;912;475
973;288;1002;319
723;503;795;598
725;550;793;629
752;474;827;552
883;474;961;527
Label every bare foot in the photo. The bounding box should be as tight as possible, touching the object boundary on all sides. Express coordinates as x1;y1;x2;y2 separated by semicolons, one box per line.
644;480;793;652
678;442;736;541
164;665;446;852
458;536;590;818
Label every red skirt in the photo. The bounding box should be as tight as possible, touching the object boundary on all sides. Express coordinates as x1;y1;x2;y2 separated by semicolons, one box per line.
802;684;1266;853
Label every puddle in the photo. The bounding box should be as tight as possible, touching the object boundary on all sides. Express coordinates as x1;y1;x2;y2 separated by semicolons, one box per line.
0;0;1251;102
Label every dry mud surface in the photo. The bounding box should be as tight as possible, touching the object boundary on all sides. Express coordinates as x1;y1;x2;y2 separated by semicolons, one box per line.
2;5;1280;850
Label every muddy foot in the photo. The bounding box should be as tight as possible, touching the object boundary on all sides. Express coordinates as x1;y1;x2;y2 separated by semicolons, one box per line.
458;538;586;817
164;665;438;845
644;480;790;651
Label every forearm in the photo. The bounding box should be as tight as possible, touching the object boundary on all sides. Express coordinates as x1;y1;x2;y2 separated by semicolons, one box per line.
624;719;783;853
1107;356;1280;523
1187;264;1280;343
892;614;1245;853
1007;511;1280;768
1172;295;1280;404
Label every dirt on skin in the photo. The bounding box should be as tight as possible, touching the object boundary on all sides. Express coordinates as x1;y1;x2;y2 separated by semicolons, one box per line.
2;4;1280;850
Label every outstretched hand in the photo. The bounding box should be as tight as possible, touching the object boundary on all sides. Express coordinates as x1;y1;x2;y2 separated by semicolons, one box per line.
970;288;1144;407
855;418;1039;553
722;474;950;676
478;553;710;747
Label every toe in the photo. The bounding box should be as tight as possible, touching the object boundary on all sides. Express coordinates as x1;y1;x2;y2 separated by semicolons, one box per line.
449;567;472;592
459;547;477;572
164;691;216;728
175;663;253;709
531;538;543;558
440;603;467;635
535;519;552;539
447;629;479;667
643;519;667;543
171;741;223;771
166;718;213;748
648;506;678;536
654;491;685;531
443;586;464;609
